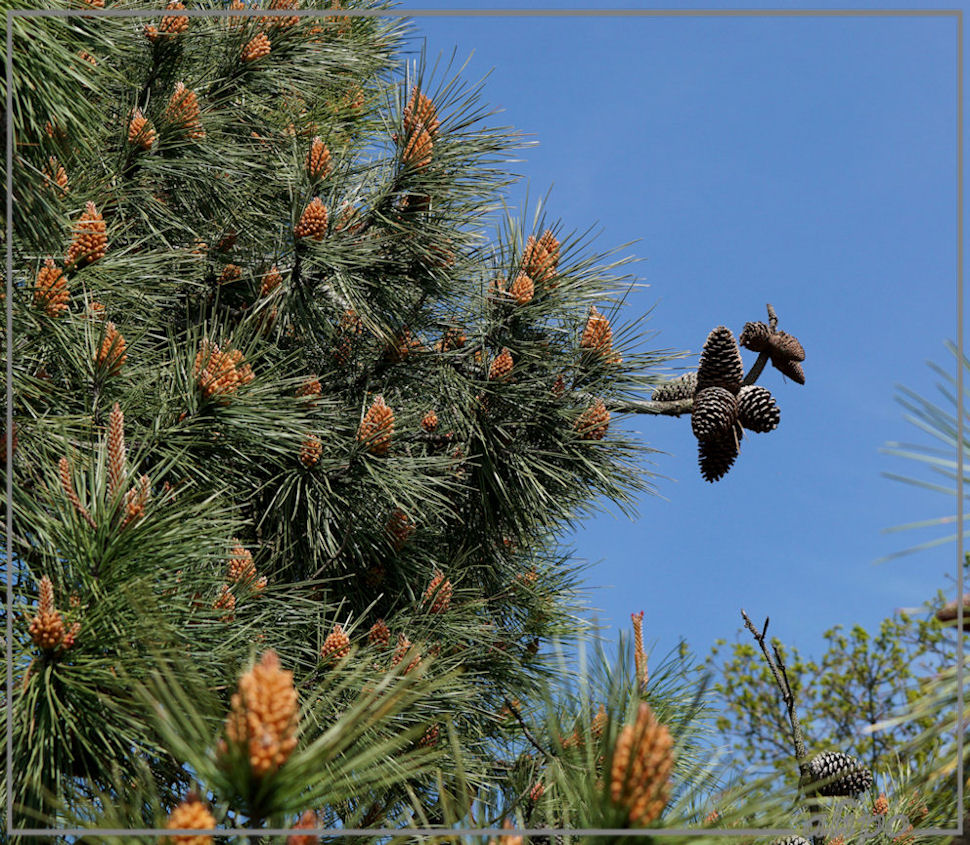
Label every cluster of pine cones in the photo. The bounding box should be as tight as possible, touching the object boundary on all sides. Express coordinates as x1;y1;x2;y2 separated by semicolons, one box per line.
652;320;805;482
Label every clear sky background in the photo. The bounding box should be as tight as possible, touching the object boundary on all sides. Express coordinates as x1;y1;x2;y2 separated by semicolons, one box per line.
391;2;963;675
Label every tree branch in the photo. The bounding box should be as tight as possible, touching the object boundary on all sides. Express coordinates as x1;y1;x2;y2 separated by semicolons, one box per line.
741;608;822;844
503;696;555;761
605;303;785;415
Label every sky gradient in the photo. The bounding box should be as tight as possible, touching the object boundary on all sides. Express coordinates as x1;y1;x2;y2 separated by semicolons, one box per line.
392;2;963;673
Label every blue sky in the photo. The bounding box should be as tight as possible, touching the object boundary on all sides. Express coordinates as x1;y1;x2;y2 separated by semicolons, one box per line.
392;3;963;673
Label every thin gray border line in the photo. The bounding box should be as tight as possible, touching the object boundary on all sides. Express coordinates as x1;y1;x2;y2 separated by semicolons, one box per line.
11;828;913;838
5;4;13;842
6;7;966;14
3;5;963;838
956;1;966;838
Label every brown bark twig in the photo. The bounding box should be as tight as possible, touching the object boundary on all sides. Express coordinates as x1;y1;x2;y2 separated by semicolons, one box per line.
741;608;822;845
503;696;555;762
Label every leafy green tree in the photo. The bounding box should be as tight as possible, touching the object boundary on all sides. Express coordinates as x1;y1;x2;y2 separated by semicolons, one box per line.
704;606;955;796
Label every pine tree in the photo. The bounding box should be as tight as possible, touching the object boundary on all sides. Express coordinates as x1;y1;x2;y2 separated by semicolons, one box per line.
2;0;832;838
1;0;697;832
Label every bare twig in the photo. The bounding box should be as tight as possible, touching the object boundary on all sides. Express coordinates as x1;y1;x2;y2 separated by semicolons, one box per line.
741;609;808;764
767;302;779;331
503;696;555;761
741;608;821;844
600;396;694;417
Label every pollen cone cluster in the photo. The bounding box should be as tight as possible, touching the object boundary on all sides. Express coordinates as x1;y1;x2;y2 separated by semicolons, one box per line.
522;229;560;286
96;322;127;376
127;108;156;150
84;301;106;320
419;724;440;748
631;610;648;687
421;409;438;431
159;1;189;35
65;201;107;267
609;702;675;827
218;264;242;285
260;265;283;296
165;793;217;845
262;0;300;29
222;650;299;777
402;126;433;169
242;32;272;62
581;307;615;356
384;327;421;362
335;202;361;233
106;401;127;499
34;259;69;317
386;508;414;550
807;751;874;797
288;810;320;845
392;632;421;673
192;339;255;401
165;82;205;139
506;272;534;306
368;619;390;646
213;584;237;622
739;321;806;385
295;197;328;240
296;376;321;400
489;348;513;380
29;576;70;651
423;570;453;613
438;325;466;352
227;540;257;583
320;624;351;662
358;395;394;455
651;372;697;402
226;0;246;27
575;399;610;441
306;137;332;180
403;87;440;138
118;473;151;533
43;156;68;193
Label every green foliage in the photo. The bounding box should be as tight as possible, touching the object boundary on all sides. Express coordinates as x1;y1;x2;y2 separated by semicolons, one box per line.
704;608;952;798
3;0;690;833
880;339;968;561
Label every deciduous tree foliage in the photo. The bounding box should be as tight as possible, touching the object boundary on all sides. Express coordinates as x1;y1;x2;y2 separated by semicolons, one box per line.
704;607;954;797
